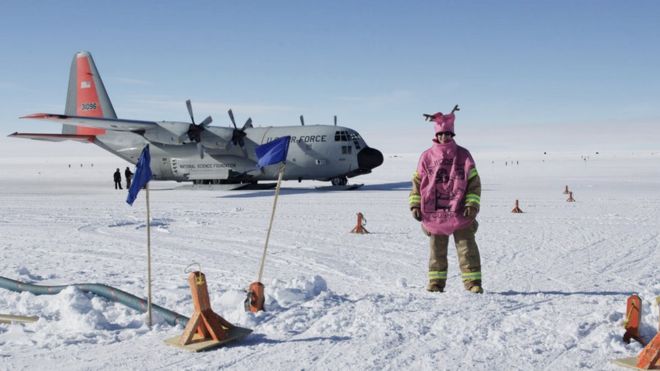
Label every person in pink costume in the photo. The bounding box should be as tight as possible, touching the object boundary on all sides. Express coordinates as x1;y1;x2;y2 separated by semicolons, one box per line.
409;105;483;293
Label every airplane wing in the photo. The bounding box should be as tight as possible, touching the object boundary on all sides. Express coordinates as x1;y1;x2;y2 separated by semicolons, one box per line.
8;132;96;142
18;113;233;147
204;126;233;136
154;121;190;137
21;113;159;132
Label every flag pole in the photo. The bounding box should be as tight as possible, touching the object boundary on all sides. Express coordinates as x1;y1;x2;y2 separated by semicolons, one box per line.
146;182;152;328
246;136;290;312
256;162;285;283
126;144;153;326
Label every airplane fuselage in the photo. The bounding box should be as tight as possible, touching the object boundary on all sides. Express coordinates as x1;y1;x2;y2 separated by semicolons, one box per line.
96;124;381;184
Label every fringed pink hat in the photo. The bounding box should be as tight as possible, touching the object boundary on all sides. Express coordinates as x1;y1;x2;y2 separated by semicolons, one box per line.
424;105;460;135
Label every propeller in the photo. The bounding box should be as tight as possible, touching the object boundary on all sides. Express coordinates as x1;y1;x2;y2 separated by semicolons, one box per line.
334;115;337;126
300;115;305;126
185;99;213;159
227;109;252;148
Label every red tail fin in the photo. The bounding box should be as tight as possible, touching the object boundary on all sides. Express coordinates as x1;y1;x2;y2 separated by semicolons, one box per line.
63;51;116;136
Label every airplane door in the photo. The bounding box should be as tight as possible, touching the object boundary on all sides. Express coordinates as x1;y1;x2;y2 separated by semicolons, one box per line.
334;130;354;173
170;158;178;176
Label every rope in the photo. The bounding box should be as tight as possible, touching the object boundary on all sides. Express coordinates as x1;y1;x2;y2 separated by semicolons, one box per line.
256;163;286;283
184;263;201;274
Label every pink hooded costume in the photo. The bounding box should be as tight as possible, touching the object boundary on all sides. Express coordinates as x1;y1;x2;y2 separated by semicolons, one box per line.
414;112;477;235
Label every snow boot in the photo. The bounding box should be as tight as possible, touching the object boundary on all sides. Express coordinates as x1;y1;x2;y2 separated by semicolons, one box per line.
464;280;483;294
426;279;444;292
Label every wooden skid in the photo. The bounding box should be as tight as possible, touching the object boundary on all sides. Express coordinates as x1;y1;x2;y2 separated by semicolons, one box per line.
611;357;639;369
611;356;660;370
164;326;252;352
0;314;39;324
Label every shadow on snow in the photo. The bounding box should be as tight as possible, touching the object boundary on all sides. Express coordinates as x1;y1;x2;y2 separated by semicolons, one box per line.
236;334;352;346
219;181;412;199
492;290;632;297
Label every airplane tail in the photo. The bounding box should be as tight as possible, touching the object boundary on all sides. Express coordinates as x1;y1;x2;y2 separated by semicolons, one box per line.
62;51;116;135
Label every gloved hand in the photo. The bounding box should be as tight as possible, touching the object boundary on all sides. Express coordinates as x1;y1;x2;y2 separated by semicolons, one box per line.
411;208;422;221
463;206;478;219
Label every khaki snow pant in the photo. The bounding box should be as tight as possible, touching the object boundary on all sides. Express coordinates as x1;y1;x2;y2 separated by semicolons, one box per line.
423;220;482;290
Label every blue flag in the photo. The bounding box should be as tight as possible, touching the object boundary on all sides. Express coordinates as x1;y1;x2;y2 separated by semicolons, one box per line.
255;136;290;168
126;145;153;206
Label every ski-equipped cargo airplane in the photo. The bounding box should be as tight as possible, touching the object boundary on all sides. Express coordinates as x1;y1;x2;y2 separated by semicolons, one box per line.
9;51;383;187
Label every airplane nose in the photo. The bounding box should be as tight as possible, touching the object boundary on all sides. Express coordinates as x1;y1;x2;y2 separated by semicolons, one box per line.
357;147;384;170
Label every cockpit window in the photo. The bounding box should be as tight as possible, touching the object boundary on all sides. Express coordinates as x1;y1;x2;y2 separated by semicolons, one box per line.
349;131;362;150
334;130;351;142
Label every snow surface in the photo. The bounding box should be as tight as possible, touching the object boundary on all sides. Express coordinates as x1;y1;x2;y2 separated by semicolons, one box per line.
0;151;658;370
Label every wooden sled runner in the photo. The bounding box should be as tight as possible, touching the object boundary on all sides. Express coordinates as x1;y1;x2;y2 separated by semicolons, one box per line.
165;271;252;352
0;314;39;324
612;333;660;369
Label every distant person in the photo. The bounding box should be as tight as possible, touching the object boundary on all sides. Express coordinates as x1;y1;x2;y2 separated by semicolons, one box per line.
113;168;122;190
125;167;133;189
410;106;483;294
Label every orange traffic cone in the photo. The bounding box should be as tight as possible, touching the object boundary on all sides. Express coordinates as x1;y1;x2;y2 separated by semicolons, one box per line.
563;185;570;194
351;212;369;234
511;200;524;213
567;192;576;202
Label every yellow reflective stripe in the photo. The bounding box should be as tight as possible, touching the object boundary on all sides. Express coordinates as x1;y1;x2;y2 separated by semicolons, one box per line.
409;195;421;204
428;271;447;279
413;171;420;180
462;272;482;281
469;168;478;180
465;194;480;204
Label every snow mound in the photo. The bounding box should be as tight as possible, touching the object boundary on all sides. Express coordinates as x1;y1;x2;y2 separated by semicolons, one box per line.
48;286;111;332
209;275;329;326
0;287;153;349
269;275;328;308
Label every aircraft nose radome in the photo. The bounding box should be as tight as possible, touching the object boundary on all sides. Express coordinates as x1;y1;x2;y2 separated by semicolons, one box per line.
357;147;384;170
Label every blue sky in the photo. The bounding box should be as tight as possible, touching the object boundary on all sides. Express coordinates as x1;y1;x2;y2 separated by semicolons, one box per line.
1;1;659;155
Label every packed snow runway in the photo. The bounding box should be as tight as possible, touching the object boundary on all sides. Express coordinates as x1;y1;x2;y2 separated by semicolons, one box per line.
0;152;658;370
